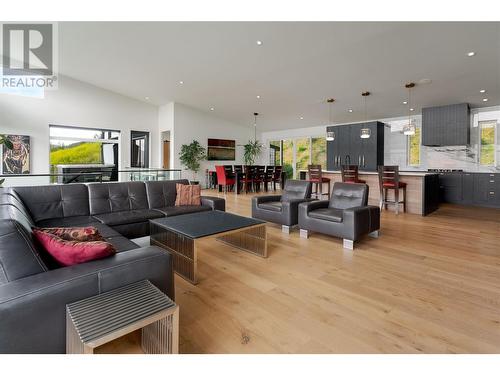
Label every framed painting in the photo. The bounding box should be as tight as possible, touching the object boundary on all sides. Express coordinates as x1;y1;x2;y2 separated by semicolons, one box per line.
2;135;30;174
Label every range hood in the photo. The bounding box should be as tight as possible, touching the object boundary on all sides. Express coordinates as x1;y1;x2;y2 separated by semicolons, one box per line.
421;103;470;146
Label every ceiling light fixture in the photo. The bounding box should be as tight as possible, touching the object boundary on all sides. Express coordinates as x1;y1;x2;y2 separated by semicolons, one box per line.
410;108;415;111
145;97;150;100
210;107;215;111
253;112;259;141
403;101;408;105
479;89;486;93
467;52;476;57
360;92;371;139
326;98;335;141
300;116;304;120
403;83;416;136
256;95;261;99
348;109;353;113
179;81;184;85
256;40;263;46
483;98;489;102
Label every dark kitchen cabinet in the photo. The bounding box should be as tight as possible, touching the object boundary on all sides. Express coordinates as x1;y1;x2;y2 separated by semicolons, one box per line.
422;103;470;146
326;122;384;171
438;172;500;208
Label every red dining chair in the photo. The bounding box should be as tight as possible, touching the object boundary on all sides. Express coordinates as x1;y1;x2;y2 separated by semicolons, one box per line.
215;165;235;194
308;164;331;200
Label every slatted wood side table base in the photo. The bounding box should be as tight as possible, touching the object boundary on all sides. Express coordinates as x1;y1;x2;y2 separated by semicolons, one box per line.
66;280;179;354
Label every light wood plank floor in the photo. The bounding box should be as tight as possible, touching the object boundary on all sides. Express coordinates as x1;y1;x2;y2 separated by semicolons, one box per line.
99;189;500;354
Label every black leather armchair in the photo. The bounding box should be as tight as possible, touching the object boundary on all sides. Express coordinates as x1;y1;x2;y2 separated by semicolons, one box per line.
251;180;312;233
298;182;380;249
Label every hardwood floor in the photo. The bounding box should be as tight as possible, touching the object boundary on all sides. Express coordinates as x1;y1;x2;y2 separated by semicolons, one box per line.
100;189;500;354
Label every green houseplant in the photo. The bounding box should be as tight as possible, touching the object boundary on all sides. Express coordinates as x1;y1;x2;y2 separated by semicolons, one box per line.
0;135;14;187
243;140;263;166
179;140;206;184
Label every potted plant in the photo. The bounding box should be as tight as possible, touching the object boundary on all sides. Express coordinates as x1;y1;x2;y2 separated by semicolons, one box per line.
243;140;263;166
179;140;206;184
0;135;14;187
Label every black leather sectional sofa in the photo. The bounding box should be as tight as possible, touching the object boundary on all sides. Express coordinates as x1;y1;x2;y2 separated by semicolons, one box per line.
0;179;224;353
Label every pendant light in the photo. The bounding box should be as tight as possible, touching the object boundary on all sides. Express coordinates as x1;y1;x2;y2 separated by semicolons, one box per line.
325;98;335;141
360;91;371;139
253;112;258;141
403;83;416;136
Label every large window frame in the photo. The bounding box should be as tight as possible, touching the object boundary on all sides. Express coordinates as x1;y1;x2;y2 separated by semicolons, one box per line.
269;135;327;178
479;120;497;166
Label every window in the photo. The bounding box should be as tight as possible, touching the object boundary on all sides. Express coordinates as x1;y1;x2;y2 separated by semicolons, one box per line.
479;121;496;166
282;140;294;179
49;125;120;181
295;138;310;176
408;126;421;166
311;137;327;170
269;140;281;166
131;131;150;168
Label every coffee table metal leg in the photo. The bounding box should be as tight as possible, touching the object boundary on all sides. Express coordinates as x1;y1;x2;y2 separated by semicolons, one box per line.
216;224;267;258
151;228;198;285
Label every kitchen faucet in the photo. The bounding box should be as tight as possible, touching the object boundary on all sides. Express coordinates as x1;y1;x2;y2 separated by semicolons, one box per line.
345;155;351;166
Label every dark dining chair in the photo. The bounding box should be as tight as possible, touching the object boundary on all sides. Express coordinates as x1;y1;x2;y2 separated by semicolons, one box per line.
264;166;275;191
272;166;283;191
341;165;366;184
307;164;331;200
253;166;266;192
378;165;407;214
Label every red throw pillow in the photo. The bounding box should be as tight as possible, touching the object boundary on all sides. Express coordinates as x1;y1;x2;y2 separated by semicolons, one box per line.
33;229;116;267
175;183;201;206
37;226;104;242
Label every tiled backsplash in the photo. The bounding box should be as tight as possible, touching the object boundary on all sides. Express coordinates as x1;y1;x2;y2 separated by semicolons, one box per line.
384;109;500;172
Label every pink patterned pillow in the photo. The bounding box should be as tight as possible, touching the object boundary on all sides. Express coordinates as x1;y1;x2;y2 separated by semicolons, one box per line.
33;229;116;267
175;184;201;206
37;226;104;242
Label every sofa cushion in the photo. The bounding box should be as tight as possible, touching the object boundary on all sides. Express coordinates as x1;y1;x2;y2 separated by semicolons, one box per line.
12;184;90;222
36;219;121;239
105;236;140;252
36;215;100;228
145;179;190;209
175;183;201;206
329;182;368;210
308;208;344;223
0;219;47;283
36;227;104;242
88;182;150;215
92;209;164;226
258;201;283;212
154;205;211;217
32;229;116;267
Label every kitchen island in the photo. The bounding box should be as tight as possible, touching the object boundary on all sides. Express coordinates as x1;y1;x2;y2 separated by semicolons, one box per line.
299;170;440;216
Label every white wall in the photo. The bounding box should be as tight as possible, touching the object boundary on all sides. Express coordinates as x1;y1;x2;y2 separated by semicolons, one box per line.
0;75;159;175
160;102;253;183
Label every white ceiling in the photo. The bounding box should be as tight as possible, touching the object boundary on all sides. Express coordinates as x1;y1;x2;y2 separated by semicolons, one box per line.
59;22;500;131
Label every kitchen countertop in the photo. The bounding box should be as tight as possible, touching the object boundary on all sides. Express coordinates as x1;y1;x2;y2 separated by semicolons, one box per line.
299;170;437;176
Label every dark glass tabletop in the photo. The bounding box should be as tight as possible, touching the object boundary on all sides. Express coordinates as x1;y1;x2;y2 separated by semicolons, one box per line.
150;210;265;239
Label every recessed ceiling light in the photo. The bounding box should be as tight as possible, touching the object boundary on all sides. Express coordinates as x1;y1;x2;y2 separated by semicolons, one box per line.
410;108;415;111
403;101;408;105
480;89;486;93
467;52;475;57
256;40;263;46
419;78;432;84
210;107;215;111
145;96;150;100
256;95;261;99
348;109;353;113
179;81;184;85
300;116;304;120
482;98;489;102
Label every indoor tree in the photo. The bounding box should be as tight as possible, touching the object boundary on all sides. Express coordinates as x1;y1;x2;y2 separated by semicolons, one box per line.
179;140;206;184
243;140;263;165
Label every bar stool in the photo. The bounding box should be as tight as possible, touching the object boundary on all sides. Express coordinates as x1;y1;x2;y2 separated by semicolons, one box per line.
341;165;366;184
378;165;407;214
307;164;331;200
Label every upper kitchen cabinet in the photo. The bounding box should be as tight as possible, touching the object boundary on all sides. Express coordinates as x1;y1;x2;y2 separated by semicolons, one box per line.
422;103;470;146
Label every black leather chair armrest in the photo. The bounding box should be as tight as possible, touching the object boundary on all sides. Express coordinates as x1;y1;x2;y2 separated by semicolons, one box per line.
342;205;381;241
281;198;316;222
298;199;329;215
253;195;282;204
0;246;173;354
201;196;226;211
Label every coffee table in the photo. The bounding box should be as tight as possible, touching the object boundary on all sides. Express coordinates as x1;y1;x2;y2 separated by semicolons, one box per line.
150;211;267;284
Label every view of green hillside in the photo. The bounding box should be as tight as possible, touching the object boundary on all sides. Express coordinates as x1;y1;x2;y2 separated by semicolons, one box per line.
50;142;102;165
480;125;495;165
